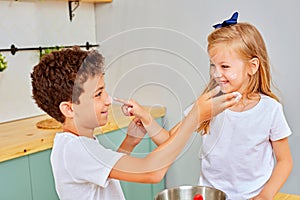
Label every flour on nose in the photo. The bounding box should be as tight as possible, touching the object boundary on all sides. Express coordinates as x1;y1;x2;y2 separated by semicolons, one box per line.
213;71;222;78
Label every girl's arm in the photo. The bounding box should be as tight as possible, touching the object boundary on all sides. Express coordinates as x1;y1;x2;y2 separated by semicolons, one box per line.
115;100;190;146
114;97;172;146
251;137;293;200
109;87;239;183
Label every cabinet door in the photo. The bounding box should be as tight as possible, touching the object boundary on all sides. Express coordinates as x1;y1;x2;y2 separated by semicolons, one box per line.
0;156;32;200
29;150;59;200
97;118;165;200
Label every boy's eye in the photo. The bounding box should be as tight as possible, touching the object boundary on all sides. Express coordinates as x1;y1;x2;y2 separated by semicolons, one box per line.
210;63;215;68
95;92;102;97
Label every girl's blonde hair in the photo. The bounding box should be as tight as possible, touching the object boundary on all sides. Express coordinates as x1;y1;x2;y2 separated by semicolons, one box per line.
198;22;279;134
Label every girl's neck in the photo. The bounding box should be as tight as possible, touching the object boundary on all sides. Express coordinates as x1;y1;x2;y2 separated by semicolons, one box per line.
230;93;260;112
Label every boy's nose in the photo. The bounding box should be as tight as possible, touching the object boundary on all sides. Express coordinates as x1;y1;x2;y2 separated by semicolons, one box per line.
105;95;112;105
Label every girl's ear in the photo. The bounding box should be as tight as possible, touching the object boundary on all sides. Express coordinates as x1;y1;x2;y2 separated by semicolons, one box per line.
59;101;74;118
248;57;260;75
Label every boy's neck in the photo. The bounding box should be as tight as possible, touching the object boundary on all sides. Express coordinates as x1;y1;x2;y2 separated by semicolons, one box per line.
62;119;95;139
63;128;80;136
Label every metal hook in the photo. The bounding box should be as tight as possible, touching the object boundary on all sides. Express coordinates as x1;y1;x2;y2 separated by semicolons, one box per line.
68;1;80;22
39;46;43;59
86;42;90;50
10;44;17;55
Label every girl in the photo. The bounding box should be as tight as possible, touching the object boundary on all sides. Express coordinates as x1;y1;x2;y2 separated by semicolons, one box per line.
132;12;293;200
197;12;293;200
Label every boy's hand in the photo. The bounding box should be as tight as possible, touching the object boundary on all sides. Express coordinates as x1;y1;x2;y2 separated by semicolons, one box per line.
118;117;147;154
127;118;147;147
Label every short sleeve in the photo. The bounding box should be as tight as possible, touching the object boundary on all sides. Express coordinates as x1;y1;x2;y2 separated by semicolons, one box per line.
270;103;292;141
64;137;125;187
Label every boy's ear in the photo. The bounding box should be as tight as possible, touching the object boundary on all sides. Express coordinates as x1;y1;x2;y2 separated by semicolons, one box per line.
59;101;74;118
248;57;260;75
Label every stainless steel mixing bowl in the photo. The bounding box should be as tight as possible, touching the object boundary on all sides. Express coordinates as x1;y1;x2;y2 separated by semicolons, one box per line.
154;185;227;200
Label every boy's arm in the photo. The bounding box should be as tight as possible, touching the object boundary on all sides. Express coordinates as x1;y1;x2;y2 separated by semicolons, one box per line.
109;87;239;183
117;118;147;154
250;138;293;200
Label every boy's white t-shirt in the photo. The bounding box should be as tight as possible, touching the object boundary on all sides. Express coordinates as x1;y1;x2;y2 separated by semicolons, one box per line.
50;132;126;200
184;94;292;200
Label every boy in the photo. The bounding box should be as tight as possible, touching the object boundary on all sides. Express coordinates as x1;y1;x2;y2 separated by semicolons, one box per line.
31;46;238;200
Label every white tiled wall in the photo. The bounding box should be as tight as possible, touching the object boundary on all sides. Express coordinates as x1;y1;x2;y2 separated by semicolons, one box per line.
0;1;96;122
94;0;300;194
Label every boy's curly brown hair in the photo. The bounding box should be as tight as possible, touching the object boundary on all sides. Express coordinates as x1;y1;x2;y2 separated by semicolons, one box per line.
31;46;105;123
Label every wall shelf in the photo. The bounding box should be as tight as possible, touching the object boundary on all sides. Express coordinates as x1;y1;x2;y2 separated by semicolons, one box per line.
80;0;112;2
67;0;112;21
0;0;112;21
0;0;112;2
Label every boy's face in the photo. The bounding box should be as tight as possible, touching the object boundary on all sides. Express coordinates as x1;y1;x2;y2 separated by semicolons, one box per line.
73;75;111;129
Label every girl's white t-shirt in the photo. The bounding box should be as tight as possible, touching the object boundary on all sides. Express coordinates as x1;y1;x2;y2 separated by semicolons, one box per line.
51;132;126;200
184;94;291;200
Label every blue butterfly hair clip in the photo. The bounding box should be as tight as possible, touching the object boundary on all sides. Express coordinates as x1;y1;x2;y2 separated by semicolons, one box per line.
213;12;239;29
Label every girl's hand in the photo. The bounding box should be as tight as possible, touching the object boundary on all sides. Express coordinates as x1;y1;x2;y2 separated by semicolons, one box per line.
194;86;240;122
113;97;152;126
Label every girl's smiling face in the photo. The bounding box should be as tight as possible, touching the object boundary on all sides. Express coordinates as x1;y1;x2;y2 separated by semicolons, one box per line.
209;44;250;94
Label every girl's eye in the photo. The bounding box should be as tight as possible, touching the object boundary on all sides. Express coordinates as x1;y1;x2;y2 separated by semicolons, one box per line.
210;63;215;68
221;65;230;68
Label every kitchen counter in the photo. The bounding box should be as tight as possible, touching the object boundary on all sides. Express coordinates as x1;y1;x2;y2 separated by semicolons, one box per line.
274;193;300;200
0;104;166;162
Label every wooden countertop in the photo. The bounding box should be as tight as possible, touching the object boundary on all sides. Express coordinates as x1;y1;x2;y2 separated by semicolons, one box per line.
274;193;300;200
0;105;166;162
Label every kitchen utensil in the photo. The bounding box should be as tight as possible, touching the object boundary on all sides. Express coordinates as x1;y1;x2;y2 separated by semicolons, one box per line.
154;185;227;200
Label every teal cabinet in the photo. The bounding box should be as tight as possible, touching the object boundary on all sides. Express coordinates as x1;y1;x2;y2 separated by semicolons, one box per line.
97;118;165;200
0;156;32;200
0;118;165;200
0;150;59;200
29;150;59;200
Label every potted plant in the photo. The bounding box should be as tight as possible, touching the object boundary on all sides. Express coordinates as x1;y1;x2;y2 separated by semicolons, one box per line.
0;53;8;72
39;46;63;60
0;53;8;81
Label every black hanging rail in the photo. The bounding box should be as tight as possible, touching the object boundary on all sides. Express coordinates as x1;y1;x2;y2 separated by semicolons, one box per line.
0;42;99;55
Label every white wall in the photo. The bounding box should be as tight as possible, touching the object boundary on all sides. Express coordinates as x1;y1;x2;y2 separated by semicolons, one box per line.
95;0;300;194
0;1;96;122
